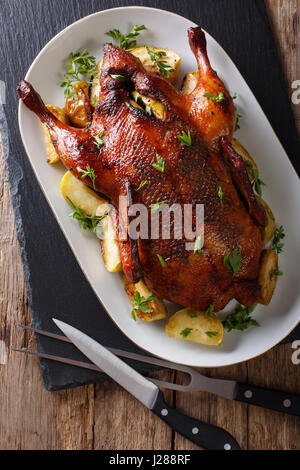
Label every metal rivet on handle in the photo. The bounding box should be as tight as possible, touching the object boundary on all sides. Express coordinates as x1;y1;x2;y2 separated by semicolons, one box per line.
161;409;168;416
283;399;291;408
224;443;231;450
192;427;199;435
244;390;253;399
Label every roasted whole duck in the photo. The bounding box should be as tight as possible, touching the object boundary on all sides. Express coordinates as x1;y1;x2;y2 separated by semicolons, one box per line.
18;27;267;312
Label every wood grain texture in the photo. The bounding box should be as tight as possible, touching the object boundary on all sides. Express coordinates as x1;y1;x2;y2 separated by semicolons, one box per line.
0;0;299;450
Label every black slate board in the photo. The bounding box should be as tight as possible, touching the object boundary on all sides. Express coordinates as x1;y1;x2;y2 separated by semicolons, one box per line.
0;0;299;391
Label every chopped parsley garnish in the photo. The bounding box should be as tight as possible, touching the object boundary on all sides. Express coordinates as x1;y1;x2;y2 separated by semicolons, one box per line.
157;254;167;267
194;235;203;254
235;109;242;131
205;331;218;338
134;180;147;192
145;45;174;78
217;185;224;205
188;312;198;318
223;303;259;332
244;159;266;196
177;130;192;147
60;49;98;98
66;196;106;233
152;200;168;213
131;290;154;321
224;248;242;276
180;328;193;338
93;130;105;148
205;304;215;318
77;165;97;190
269;269;283;280
272;226;285;254
110;74;127;83
152;154;166;173
204;92;225;102
106;24;147;52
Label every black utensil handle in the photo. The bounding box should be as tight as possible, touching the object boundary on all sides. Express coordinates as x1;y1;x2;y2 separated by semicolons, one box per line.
235;382;300;416
152;391;241;450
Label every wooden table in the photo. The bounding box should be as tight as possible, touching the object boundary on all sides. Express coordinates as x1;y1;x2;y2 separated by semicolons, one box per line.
0;0;299;450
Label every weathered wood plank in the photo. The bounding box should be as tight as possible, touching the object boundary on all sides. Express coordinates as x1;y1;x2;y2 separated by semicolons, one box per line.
93;371;174;450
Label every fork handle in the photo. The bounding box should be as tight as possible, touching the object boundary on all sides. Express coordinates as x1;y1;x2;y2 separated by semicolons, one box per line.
235;383;300;416
152;391;241;450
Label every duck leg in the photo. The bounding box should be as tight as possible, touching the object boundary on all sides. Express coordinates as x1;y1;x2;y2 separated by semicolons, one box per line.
186;27;236;144
18;80;105;192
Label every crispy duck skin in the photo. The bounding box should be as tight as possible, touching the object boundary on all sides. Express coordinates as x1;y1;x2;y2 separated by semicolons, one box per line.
18;27;267;311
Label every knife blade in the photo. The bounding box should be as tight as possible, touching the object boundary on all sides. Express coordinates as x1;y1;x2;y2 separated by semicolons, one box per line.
53;318;241;450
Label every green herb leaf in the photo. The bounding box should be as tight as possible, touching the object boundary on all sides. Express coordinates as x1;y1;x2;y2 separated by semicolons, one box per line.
194;235;203;254
177;130;192;147
66;196;106;233
93;130;105;148
157;254;167;267
145;45;174;78
110;74;127;83
269;269;283;280
205;331;218;338
152;200;168;213
180;328;193;338
188;312;198;318
243;159;266;196
106;24;147;51
131;290;154;320
152;154;166;173
204;92;225;102
145;105;152;116
205;304;215;318
60;49;98;98
134;180;147;192
77;165;97;190
272;226;285;254
223;303;259;332
224;248;242;276
217;185;224;206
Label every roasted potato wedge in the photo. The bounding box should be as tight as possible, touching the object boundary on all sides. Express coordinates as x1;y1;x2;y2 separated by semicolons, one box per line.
166;308;224;346
124;278;167;322
42;104;68;164
131;46;181;85
258;250;279;305
90;58;103;108
231;138;258;181
96;204;122;273
65;81;92;128
257;197;276;245
61;171;122;273
181;71;199;94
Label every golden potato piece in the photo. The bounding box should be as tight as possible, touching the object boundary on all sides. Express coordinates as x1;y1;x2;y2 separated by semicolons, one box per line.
124;278;167;322
42;104;68;164
181;71;199;94
166;308;224;346
257;197;276;245
258;250;279;305
131;46;181;85
231;138;258;181
65;81;92;128
61;171;122;273
96;204;122;273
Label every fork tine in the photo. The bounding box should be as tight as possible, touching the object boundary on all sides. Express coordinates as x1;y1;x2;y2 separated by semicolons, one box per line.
17;324;71;343
11;348;179;390
17;324;196;379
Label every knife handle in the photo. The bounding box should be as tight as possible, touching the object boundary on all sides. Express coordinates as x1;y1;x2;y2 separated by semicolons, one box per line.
235;382;300;416
152;391;241;450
